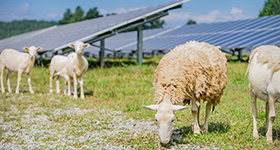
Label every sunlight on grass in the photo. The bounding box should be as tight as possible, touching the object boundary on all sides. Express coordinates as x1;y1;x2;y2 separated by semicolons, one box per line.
0;57;279;149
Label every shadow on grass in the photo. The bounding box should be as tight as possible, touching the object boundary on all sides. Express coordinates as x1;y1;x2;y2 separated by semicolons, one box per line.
171;122;231;144
35;57;159;69
259;126;280;141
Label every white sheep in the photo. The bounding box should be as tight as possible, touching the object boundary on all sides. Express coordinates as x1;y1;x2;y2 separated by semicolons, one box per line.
61;41;89;99
49;55;69;95
0;46;42;94
143;41;227;144
247;45;280;143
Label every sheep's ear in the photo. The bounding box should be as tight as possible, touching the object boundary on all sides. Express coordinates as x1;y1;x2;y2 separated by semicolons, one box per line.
142;105;159;111
84;43;90;48
68;44;75;48
172;105;188;111
24;47;29;52
37;47;42;51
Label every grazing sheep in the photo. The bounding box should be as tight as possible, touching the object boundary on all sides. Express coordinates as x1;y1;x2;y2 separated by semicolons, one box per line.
63;41;89;99
0;46;42;94
143;41;227;144
247;45;280;143
49;55;68;95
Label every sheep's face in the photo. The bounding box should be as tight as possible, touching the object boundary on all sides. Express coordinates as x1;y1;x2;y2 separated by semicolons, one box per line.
143;102;187;144
24;46;42;59
69;41;90;54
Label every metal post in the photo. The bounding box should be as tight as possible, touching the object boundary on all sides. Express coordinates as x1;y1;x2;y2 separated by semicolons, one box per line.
137;26;143;65
100;39;105;67
236;48;242;62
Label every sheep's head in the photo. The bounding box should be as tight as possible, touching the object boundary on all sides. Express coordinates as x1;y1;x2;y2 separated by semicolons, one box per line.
24;46;42;59
142;96;188;144
69;41;90;55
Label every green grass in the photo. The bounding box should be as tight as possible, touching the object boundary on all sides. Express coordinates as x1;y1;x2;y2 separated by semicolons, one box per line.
0;57;279;149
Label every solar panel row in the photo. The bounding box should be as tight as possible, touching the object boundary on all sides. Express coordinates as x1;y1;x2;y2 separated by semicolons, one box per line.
116;15;280;54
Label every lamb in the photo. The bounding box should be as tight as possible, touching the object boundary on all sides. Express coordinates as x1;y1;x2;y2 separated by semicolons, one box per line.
49;55;69;95
0;46;42;94
143;41;227;144
247;45;280;143
61;41;90;99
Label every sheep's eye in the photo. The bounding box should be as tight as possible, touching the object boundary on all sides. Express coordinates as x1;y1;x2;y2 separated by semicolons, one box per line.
171;118;175;122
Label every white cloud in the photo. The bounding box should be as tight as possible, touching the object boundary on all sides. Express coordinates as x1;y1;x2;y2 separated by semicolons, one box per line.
20;2;30;13
115;7;144;14
163;12;191;21
193;10;221;23
47;13;58;19
230;7;246;20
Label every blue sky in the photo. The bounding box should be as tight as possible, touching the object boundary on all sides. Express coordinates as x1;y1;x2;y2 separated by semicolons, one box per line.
0;0;266;27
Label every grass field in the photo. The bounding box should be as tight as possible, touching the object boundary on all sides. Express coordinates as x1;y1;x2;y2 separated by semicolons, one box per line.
0;57;279;149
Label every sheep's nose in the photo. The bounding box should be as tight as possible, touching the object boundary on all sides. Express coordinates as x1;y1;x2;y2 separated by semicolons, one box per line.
161;139;170;144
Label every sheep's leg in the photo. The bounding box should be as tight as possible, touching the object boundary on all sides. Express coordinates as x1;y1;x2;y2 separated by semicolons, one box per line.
56;76;60;94
67;77;71;96
251;90;258;139
266;96;275;144
73;74;78;99
27;72;34;94
49;72;54;93
0;67;4;93
80;75;85;99
197;105;200;126
203;102;211;133
15;70;22;94
266;101;269;131
63;79;67;95
192;99;201;134
6;70;12;93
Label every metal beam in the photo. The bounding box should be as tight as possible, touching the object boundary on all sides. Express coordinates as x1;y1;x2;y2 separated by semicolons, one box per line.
100;39;105;67
137;26;143;65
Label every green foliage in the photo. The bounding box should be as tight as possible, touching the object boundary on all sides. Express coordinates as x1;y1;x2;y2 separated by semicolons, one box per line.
85;7;103;20
58;8;73;24
71;6;84;22
0;20;57;39
259;0;280;17
186;19;196;25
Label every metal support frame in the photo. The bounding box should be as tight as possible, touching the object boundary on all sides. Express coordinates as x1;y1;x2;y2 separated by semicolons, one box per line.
137;26;143;65
100;39;105;67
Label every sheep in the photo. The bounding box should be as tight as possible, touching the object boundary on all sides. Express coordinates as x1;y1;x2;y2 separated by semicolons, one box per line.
62;41;90;99
49;55;69;95
247;45;280;143
0;46;42;94
142;41;227;144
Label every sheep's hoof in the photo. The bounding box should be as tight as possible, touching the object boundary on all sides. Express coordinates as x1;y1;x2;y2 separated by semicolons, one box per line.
266;138;273;144
74;95;78;99
253;133;259;139
30;91;34;94
15;91;19;94
81;96;85;99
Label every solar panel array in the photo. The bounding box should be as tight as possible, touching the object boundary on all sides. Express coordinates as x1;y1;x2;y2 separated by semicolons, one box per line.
117;15;280;54
0;0;185;52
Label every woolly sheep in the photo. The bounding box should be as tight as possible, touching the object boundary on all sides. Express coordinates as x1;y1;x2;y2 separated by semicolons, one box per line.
0;46;42;94
247;45;280;143
143;41;227;144
49;55;69;95
60;41;90;99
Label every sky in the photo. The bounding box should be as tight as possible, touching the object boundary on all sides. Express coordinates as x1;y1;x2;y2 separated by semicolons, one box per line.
0;0;266;27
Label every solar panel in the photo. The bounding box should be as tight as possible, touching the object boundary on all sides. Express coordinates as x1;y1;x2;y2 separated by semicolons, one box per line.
120;15;280;54
0;0;188;52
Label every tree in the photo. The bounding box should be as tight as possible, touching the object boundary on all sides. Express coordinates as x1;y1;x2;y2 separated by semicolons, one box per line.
85;7;103;20
259;0;280;17
71;6;84;22
186;19;196;25
143;19;165;29
59;9;73;24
